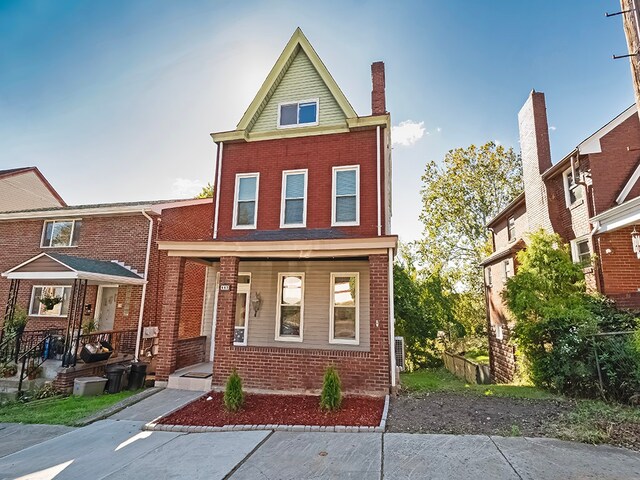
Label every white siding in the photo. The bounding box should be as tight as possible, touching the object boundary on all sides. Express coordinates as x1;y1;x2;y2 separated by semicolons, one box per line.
0;171;63;212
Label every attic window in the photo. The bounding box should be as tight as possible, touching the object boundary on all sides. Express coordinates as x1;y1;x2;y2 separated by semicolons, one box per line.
278;100;318;128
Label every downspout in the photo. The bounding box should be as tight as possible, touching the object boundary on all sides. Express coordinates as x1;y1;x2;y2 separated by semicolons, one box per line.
134;209;154;362
388;247;396;388
376;126;382;236
213;142;223;239
590;220;603;293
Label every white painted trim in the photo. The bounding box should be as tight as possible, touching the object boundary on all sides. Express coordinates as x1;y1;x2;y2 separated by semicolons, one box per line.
28;285;72;317
210;271;220;362
134;209;154;361
233;272;252;346
275;272;305;342
331;165;360;227
562;164;583;208
616;162;640;205
40;219;81;248
376;125;381;236
213;142;223;239
276;98;319;129
578;104;637;154
388;248;396;387
2;252;49;275
9;272;78;280
328;272;359;345
232;172;260;230
570;235;591;264
279;169;308;228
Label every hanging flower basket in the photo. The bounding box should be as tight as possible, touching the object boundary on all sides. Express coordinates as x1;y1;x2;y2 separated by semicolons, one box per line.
39;295;62;311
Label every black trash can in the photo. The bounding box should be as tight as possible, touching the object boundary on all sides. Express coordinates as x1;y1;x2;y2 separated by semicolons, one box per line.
104;365;126;394
128;362;147;390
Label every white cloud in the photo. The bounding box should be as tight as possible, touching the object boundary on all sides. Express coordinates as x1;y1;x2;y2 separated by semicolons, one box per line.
495;140;502;146
550;126;557;131
392;120;426;147
436;127;442;133
171;177;205;197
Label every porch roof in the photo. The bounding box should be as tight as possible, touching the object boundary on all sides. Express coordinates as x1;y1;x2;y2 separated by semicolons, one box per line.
1;252;146;285
157;236;398;260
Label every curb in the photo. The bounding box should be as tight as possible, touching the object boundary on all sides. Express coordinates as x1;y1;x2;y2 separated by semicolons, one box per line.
74;387;163;426
143;394;390;434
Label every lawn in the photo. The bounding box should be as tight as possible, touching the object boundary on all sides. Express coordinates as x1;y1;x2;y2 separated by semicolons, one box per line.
0;390;137;426
400;368;556;399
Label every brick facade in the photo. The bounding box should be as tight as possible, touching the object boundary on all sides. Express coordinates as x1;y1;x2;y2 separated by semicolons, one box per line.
484;93;640;382
176;336;207;370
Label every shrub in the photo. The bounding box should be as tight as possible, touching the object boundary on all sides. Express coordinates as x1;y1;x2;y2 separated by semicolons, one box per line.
503;230;640;402
320;365;342;411
4;306;28;334
223;369;244;412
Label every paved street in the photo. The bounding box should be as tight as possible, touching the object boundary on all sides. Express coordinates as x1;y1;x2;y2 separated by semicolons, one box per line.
1;390;639;479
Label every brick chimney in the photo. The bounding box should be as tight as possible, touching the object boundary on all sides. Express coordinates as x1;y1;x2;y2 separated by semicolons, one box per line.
518;90;553;232
371;61;386;115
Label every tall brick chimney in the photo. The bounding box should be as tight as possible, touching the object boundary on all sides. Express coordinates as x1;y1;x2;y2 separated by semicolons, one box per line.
518;90;553;232
371;61;386;115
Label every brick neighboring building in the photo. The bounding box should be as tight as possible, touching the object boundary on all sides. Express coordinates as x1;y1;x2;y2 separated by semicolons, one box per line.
482;91;640;383
156;28;397;396
0;196;212;389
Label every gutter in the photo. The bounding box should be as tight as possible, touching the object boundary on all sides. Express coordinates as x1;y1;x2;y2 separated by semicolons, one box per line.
377;125;382;236
388;247;396;388
134;209;154;362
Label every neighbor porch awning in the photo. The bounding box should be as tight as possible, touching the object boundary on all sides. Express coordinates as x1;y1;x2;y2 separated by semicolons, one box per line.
1;252;146;285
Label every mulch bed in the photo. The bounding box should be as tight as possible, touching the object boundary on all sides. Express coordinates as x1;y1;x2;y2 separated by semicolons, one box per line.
159;392;385;427
387;392;573;437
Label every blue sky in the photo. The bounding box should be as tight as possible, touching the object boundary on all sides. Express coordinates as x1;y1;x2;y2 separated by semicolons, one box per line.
0;1;635;242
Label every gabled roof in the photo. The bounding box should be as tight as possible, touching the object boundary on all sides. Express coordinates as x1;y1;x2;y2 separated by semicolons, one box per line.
0;166;66;207
236;28;357;133
2;252;145;285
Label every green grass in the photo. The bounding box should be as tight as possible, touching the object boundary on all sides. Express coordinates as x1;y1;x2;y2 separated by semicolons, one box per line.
463;351;490;365
400;368;557;400
0;390;137;426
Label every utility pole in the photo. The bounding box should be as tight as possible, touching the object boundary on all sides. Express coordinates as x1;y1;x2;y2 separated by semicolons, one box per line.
620;0;640;113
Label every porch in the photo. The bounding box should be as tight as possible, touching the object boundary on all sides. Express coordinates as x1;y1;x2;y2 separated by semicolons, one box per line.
155;236;397;396
1;252;147;393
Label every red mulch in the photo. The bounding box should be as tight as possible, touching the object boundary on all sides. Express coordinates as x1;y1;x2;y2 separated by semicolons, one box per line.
159;392;385;427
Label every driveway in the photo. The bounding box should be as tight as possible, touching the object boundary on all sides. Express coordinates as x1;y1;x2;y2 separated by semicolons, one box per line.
1;389;639;479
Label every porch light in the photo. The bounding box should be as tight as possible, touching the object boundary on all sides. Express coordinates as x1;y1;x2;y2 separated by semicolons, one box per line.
632;227;640;259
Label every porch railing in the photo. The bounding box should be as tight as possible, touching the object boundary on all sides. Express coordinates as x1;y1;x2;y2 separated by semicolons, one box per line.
0;329;64;365
76;329;137;360
17;334;53;394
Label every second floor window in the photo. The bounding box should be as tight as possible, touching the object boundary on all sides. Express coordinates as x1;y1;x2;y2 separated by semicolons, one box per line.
41;220;81;248
332;166;359;226
281;170;307;227
233;173;259;229
507;217;516;242
278;100;318;128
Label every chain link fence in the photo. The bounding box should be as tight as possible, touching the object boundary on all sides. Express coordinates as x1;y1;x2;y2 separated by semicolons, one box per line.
590;331;640;403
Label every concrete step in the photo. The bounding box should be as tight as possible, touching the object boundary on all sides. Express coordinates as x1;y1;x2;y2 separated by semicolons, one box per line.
167;362;213;392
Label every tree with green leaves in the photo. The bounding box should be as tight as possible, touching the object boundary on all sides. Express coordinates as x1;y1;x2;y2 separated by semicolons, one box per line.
416;142;523;349
195;182;214;199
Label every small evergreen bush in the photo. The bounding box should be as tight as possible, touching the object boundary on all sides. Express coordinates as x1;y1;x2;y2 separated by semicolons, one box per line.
224;369;244;412
320;365;342;411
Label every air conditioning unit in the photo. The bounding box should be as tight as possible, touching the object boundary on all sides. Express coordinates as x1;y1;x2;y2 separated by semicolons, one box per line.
394;336;405;371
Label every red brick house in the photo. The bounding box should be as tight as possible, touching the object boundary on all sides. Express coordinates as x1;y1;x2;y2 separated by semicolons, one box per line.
0;196;212;390
155;29;397;396
482;91;640;382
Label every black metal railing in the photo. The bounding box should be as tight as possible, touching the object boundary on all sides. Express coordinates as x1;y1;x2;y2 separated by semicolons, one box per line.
0;328;63;365
17;334;52;393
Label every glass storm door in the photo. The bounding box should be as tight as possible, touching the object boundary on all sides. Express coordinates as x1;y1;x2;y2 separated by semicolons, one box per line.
234;275;251;345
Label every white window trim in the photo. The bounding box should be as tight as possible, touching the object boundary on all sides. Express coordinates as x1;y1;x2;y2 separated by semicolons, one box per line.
40;219;80;248
280;169;308;228
502;260;511;281
232;173;260;230
562;166;583;208
29;285;72;317
275;272;305;342
329;272;360;345
331;165;360;227
570;236;591;264
507;216;516;242
234;272;251;346
276;98;320;129
485;267;492;288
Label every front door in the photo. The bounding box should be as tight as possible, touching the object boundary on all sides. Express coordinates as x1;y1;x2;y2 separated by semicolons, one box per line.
96;286;118;331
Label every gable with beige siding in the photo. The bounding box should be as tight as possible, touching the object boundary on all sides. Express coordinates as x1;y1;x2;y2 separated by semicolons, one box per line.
250;49;347;134
0;171;63;212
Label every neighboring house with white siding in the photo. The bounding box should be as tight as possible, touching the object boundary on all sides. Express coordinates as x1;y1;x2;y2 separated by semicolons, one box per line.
0;167;66;212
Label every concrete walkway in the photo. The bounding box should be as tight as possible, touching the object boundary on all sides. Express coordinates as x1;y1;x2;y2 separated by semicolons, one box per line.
1;390;639;479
